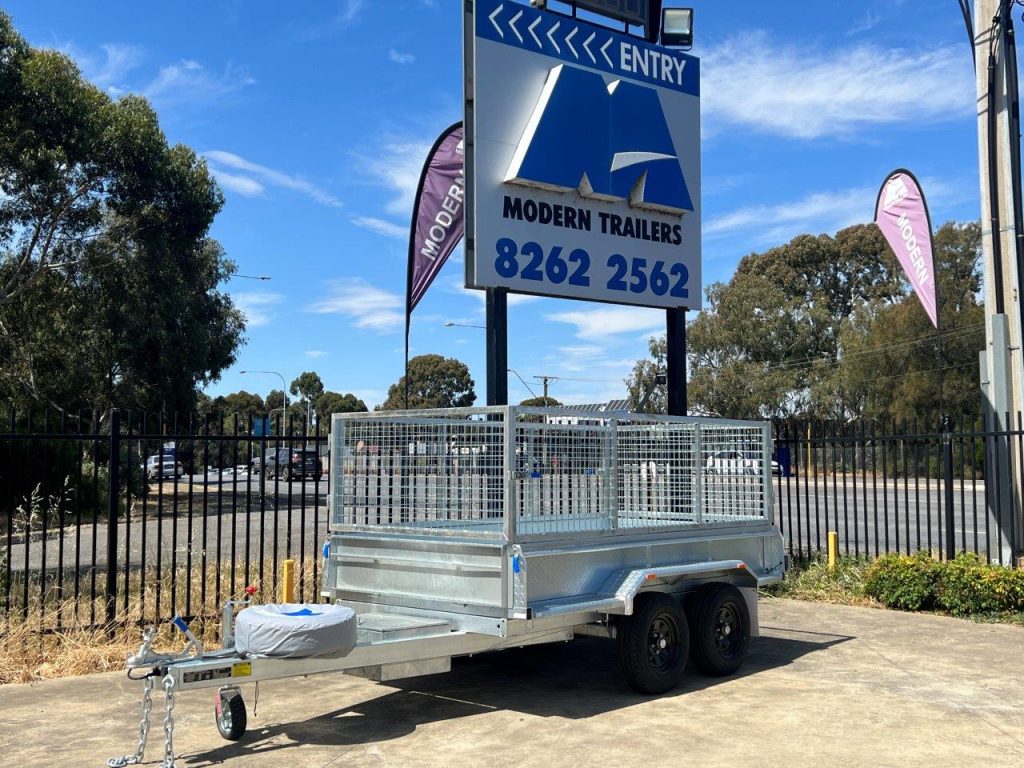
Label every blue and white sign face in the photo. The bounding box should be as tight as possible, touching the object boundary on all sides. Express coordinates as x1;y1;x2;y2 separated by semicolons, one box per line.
465;0;701;309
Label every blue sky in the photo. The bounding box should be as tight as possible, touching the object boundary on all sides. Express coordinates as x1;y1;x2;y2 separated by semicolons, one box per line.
6;0;983;407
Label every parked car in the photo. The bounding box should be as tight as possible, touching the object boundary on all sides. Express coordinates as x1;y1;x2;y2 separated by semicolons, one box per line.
705;451;781;476
145;455;184;481
258;447;321;481
705;450;757;475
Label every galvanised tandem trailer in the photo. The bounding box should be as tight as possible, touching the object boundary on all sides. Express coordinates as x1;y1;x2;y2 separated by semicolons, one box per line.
109;407;785;767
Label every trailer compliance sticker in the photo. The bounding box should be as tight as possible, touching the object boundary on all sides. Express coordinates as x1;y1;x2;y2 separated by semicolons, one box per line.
183;666;233;684
465;0;701;309
182;663;252;684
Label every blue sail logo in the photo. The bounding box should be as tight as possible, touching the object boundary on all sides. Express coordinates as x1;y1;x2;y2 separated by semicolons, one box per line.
506;64;694;216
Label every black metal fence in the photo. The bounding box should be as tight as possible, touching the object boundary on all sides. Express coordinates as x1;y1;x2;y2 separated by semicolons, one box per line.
1;409;330;635
2;409;1021;638
773;415;1020;567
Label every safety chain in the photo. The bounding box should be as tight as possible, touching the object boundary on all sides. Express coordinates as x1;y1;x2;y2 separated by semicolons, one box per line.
161;673;177;768
106;675;155;768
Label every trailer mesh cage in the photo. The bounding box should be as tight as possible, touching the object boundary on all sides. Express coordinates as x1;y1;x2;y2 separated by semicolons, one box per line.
331;407;772;540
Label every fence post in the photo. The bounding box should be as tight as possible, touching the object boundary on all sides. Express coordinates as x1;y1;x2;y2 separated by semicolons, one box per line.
105;409;120;629
943;415;955;561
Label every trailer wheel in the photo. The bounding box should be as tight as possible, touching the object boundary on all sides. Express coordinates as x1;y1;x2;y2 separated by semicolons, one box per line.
617;593;689;694
690;583;750;677
215;689;247;741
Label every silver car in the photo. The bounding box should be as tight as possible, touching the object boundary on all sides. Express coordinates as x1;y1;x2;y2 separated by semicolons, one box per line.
145;455;184;481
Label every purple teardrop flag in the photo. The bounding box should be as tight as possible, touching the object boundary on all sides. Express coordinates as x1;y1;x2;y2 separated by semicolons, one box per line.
407;123;465;313
874;170;938;328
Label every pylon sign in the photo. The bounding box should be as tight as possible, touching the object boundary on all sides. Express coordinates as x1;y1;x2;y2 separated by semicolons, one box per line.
464;0;701;309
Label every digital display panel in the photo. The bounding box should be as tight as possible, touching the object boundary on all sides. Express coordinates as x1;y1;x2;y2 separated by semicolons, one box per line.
572;0;650;28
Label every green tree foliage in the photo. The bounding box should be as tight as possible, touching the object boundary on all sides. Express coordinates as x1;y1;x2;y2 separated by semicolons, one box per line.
626;337;666;414
819;223;984;423
519;396;562;407
380;354;476;410
290;371;325;403
316;391;367;422
627;222;982;422
0;12;243;413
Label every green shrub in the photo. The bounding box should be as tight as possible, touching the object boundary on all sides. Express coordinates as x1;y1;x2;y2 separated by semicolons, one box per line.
935;553;1024;616
863;552;940;611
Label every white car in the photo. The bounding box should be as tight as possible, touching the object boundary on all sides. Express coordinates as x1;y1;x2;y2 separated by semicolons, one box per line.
145;455;184;481
705;450;758;476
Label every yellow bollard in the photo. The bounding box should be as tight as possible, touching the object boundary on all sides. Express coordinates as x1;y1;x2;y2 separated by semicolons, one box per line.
281;559;296;603
827;532;839;572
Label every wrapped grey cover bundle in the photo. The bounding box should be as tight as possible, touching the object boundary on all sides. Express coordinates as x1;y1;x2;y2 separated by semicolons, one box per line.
235;604;357;658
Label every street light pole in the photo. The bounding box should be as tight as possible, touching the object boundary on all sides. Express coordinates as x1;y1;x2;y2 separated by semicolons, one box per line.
240;370;288;432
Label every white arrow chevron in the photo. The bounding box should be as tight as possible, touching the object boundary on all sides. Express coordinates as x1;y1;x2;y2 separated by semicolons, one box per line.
547;21;560;54
489;3;503;38
528;17;542;48
583;32;596;63
509;9;523;43
565;27;578;58
600;37;614;67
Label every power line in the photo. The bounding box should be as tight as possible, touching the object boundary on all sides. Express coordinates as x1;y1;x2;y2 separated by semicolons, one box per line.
750;322;986;375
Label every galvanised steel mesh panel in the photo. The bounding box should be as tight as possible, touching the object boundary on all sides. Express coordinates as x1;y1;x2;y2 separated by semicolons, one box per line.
331;408;770;538
514;419;613;535
700;423;767;523
616;422;698;528
334;411;506;534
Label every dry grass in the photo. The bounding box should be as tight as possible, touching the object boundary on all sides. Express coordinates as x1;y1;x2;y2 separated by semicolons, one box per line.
0;556;320;684
761;555;880;607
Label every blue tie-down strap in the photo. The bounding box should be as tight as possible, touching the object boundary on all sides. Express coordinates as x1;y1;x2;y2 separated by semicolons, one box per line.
171;616;189;634
322;539;330;560
282;607;323;617
512;555;525;574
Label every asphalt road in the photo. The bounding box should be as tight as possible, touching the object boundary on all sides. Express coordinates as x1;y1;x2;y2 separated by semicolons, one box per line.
772;475;997;558
4;474;1003;578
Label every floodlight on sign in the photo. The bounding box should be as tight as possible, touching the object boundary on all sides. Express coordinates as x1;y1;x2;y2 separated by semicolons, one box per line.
661;8;693;49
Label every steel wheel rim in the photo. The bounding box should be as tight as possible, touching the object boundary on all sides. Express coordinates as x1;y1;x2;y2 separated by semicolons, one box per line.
647;614;679;672
714;603;741;657
219;705;232;733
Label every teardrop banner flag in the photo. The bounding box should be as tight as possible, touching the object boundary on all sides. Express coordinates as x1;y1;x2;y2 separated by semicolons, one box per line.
407;122;465;314
404;122;465;406
874;169;938;328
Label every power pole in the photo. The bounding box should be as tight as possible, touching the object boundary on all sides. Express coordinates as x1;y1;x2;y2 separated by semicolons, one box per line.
975;0;1024;565
533;375;558;402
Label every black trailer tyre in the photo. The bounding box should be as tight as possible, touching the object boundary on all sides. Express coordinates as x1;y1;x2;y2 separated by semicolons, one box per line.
215;690;247;741
617;593;689;694
690;583;750;677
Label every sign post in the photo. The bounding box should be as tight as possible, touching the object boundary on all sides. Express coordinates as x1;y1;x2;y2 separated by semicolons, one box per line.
464;0;701;410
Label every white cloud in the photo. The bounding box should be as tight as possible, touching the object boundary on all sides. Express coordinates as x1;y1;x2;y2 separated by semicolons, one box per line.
546;306;663;341
142;59;255;108
308;278;404;333
204;150;343;208
297;0;365;40
339;0;364;23
704;177;961;247
702;33;972;139
234;292;284;327
69;42;144;94
305;350;328;359
360;139;432;216
705;186;874;241
351;215;407;239
389;49;416;65
210;170;265;197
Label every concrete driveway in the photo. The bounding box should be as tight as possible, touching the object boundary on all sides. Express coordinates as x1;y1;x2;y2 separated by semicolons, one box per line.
0;599;1021;767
